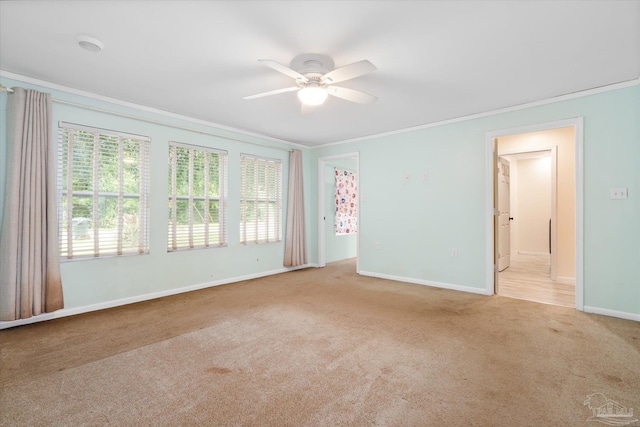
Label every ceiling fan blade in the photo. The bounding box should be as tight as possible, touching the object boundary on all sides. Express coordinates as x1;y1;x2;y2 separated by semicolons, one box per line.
259;59;309;83
320;60;376;84
326;86;377;104
243;86;299;100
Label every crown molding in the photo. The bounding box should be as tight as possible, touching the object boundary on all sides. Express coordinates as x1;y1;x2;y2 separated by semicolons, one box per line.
0;70;309;150
3;70;637;151
314;77;640;149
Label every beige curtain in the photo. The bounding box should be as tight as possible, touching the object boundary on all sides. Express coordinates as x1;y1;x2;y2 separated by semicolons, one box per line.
0;88;64;321
284;149;307;267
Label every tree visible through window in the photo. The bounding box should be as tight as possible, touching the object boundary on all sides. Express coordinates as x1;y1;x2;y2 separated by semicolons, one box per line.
57;122;150;259
240;154;282;244
168;142;227;250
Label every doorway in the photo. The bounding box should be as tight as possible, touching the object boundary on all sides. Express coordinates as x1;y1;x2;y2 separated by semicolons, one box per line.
317;152;359;271
497;149;574;306
499;150;556;273
485;119;583;310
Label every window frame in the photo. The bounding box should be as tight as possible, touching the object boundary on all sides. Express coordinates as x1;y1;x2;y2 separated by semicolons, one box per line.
167;141;228;251
239;153;283;244
57;121;151;260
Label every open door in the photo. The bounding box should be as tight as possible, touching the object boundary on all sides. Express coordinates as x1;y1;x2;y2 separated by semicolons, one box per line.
317;153;360;272
497;157;511;272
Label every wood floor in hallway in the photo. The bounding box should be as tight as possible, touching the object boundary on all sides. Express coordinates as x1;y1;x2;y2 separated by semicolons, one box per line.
498;253;575;307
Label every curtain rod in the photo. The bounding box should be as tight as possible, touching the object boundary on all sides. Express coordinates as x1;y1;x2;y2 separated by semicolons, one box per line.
0;84;294;152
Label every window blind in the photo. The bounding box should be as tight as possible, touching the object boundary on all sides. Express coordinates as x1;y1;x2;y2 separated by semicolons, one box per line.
57;122;150;259
168;142;227;251
240;154;282;244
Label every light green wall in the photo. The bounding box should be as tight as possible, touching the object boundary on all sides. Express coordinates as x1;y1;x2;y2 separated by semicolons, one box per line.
324;158;357;263
1;75;638;318
0;76;313;310
313;85;640;316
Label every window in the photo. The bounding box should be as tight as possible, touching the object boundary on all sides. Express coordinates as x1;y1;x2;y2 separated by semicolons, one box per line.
57;122;150;259
240;154;282;244
168;142;227;250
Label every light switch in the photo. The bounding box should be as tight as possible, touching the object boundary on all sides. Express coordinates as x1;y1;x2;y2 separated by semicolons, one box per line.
610;188;628;199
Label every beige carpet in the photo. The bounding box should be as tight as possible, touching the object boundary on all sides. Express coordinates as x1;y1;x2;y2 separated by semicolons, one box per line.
1;259;639;426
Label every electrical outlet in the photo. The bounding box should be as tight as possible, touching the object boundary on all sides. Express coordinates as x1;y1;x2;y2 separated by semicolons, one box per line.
374;242;381;251
610;188;628;199
422;172;428;182
451;248;458;257
404;173;411;183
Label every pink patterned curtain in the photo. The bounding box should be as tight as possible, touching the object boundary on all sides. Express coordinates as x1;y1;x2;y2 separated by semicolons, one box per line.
334;168;358;235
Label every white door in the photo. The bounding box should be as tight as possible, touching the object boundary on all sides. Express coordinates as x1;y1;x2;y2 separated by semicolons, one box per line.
498;157;511;271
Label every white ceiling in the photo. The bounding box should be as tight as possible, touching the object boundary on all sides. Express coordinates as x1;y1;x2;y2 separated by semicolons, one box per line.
1;1;638;146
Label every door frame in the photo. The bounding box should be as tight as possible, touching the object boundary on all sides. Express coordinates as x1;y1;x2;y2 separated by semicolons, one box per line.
317;152;360;271
485;118;583;310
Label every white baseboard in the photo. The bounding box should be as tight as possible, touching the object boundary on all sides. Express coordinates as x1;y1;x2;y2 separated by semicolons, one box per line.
358;271;492;296
0;263;313;330
5;265;635;329
358;272;638;322
583;306;640;322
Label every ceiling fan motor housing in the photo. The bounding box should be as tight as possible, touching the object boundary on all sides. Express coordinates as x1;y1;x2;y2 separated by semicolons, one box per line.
290;53;334;76
296;74;323;88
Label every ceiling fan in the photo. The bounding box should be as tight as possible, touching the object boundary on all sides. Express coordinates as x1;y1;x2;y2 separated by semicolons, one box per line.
244;53;377;111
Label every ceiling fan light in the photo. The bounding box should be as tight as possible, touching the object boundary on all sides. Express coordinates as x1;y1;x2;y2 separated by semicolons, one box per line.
298;86;328;106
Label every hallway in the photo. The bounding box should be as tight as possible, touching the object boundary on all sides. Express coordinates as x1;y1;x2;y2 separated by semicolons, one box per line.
498;254;575;307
